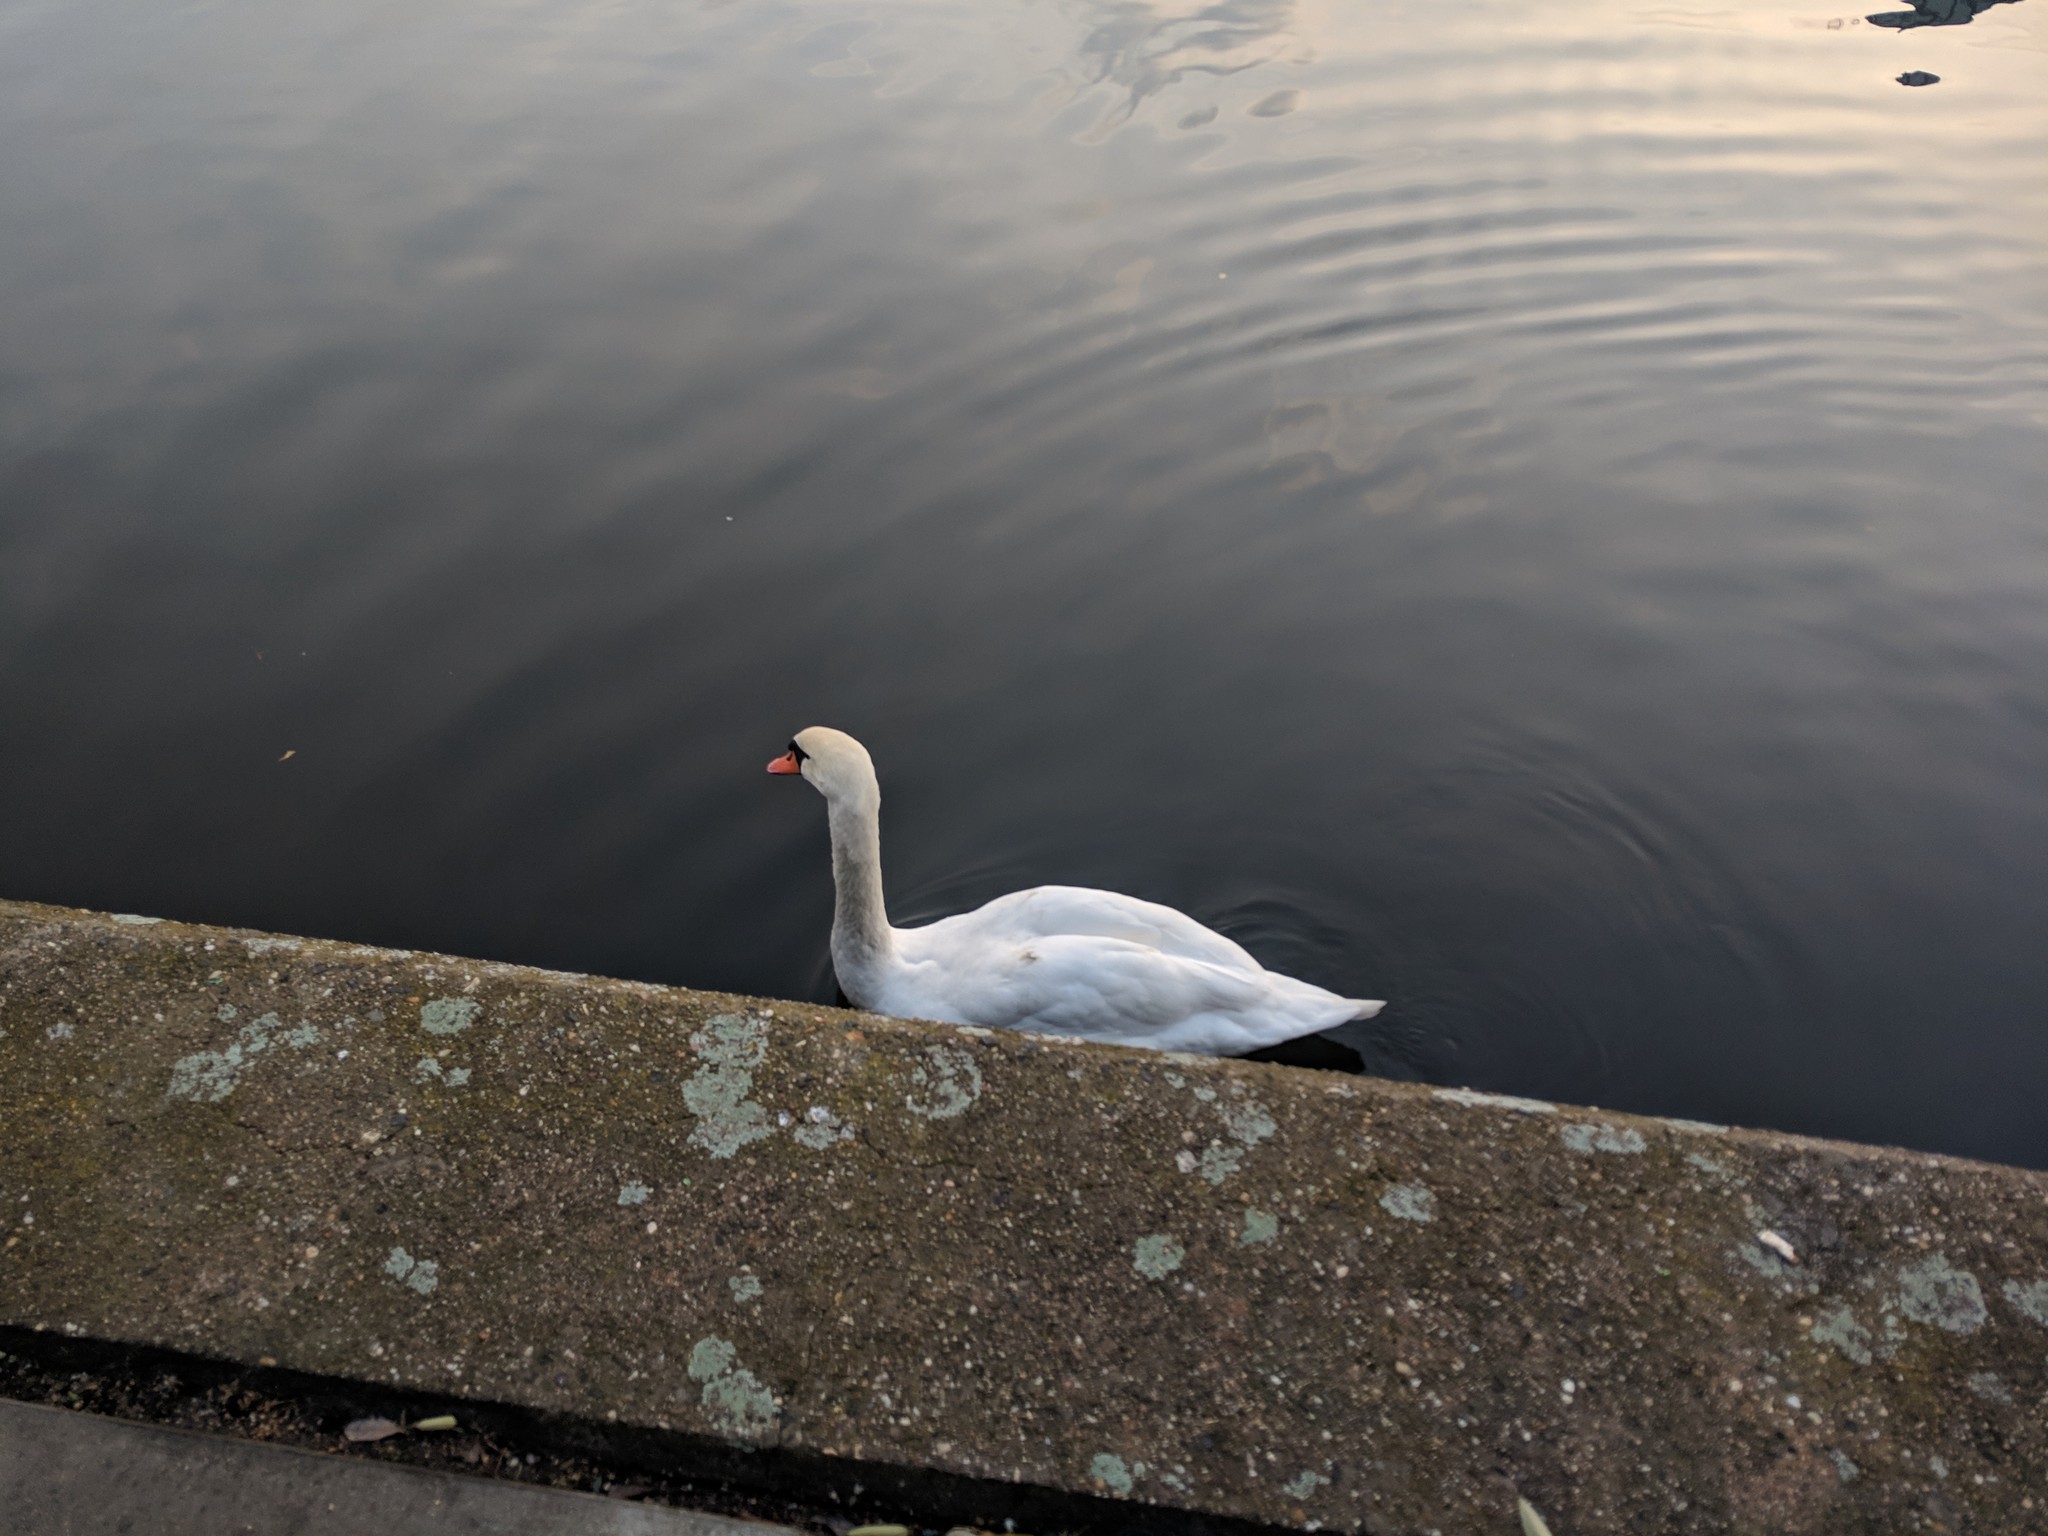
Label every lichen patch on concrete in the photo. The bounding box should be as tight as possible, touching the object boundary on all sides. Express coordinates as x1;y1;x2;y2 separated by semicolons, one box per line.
418;997;481;1036
1965;1370;2011;1403
2002;1276;2048;1327
1811;1301;1874;1366
1198;1143;1242;1185
167;1011;320;1102
382;1246;439;1295
1893;1253;1987;1334
681;1013;775;1158
1560;1122;1647;1155
1379;1182;1435;1223
685;1336;777;1441
903;1043;982;1120
413;1056;471;1088
1282;1469;1330;1499
1240;1208;1279;1245
1218;1092;1276;1148
793;1104;851;1149
1166;1076;1278;1187
1131;1234;1184;1279
1088;1452;1135;1494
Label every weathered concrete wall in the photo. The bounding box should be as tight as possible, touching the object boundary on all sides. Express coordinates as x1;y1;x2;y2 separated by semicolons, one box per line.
2;897;2044;1534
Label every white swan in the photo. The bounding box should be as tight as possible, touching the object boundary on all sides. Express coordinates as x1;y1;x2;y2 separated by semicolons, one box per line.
767;727;1384;1055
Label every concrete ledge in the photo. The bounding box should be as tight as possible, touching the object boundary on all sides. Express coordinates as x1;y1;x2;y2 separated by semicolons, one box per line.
0;1397;791;1535
2;897;2045;1534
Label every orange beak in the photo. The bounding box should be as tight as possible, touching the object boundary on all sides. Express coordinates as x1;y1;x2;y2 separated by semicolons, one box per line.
766;750;802;775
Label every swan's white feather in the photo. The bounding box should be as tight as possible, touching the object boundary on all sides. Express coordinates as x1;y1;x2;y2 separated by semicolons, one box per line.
886;914;1378;1054
911;884;1262;969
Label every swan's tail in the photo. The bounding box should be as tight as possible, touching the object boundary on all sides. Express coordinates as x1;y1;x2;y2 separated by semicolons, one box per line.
1346;998;1386;1020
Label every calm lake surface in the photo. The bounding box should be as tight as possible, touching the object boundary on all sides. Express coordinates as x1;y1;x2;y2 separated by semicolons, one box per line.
2;0;2043;1165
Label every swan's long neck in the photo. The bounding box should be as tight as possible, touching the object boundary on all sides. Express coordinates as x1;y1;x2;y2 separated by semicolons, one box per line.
826;791;894;997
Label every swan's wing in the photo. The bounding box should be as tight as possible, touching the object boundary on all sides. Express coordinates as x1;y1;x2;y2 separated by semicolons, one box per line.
886;932;1369;1054
912;885;1263;972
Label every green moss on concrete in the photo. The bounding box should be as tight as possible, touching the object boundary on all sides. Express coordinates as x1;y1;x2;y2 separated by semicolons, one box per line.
4;898;2047;1535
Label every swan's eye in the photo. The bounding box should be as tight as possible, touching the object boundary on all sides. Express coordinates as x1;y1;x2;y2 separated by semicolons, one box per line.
788;741;809;763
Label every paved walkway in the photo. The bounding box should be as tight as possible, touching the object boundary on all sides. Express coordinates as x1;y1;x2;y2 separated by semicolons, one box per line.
0;1399;797;1536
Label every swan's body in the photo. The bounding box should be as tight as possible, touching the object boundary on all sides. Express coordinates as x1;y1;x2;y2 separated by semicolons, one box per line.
768;727;1383;1055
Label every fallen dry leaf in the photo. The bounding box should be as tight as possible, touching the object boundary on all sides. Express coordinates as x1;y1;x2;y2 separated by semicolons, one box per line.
343;1417;403;1443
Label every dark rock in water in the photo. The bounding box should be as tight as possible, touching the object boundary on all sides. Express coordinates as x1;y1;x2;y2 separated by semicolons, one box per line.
1868;0;2014;27
1896;69;1942;86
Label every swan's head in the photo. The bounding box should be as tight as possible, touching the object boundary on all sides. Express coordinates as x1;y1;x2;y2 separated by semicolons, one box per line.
767;726;879;811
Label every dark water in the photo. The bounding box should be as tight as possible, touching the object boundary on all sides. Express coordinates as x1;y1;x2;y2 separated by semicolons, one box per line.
2;0;2044;1165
